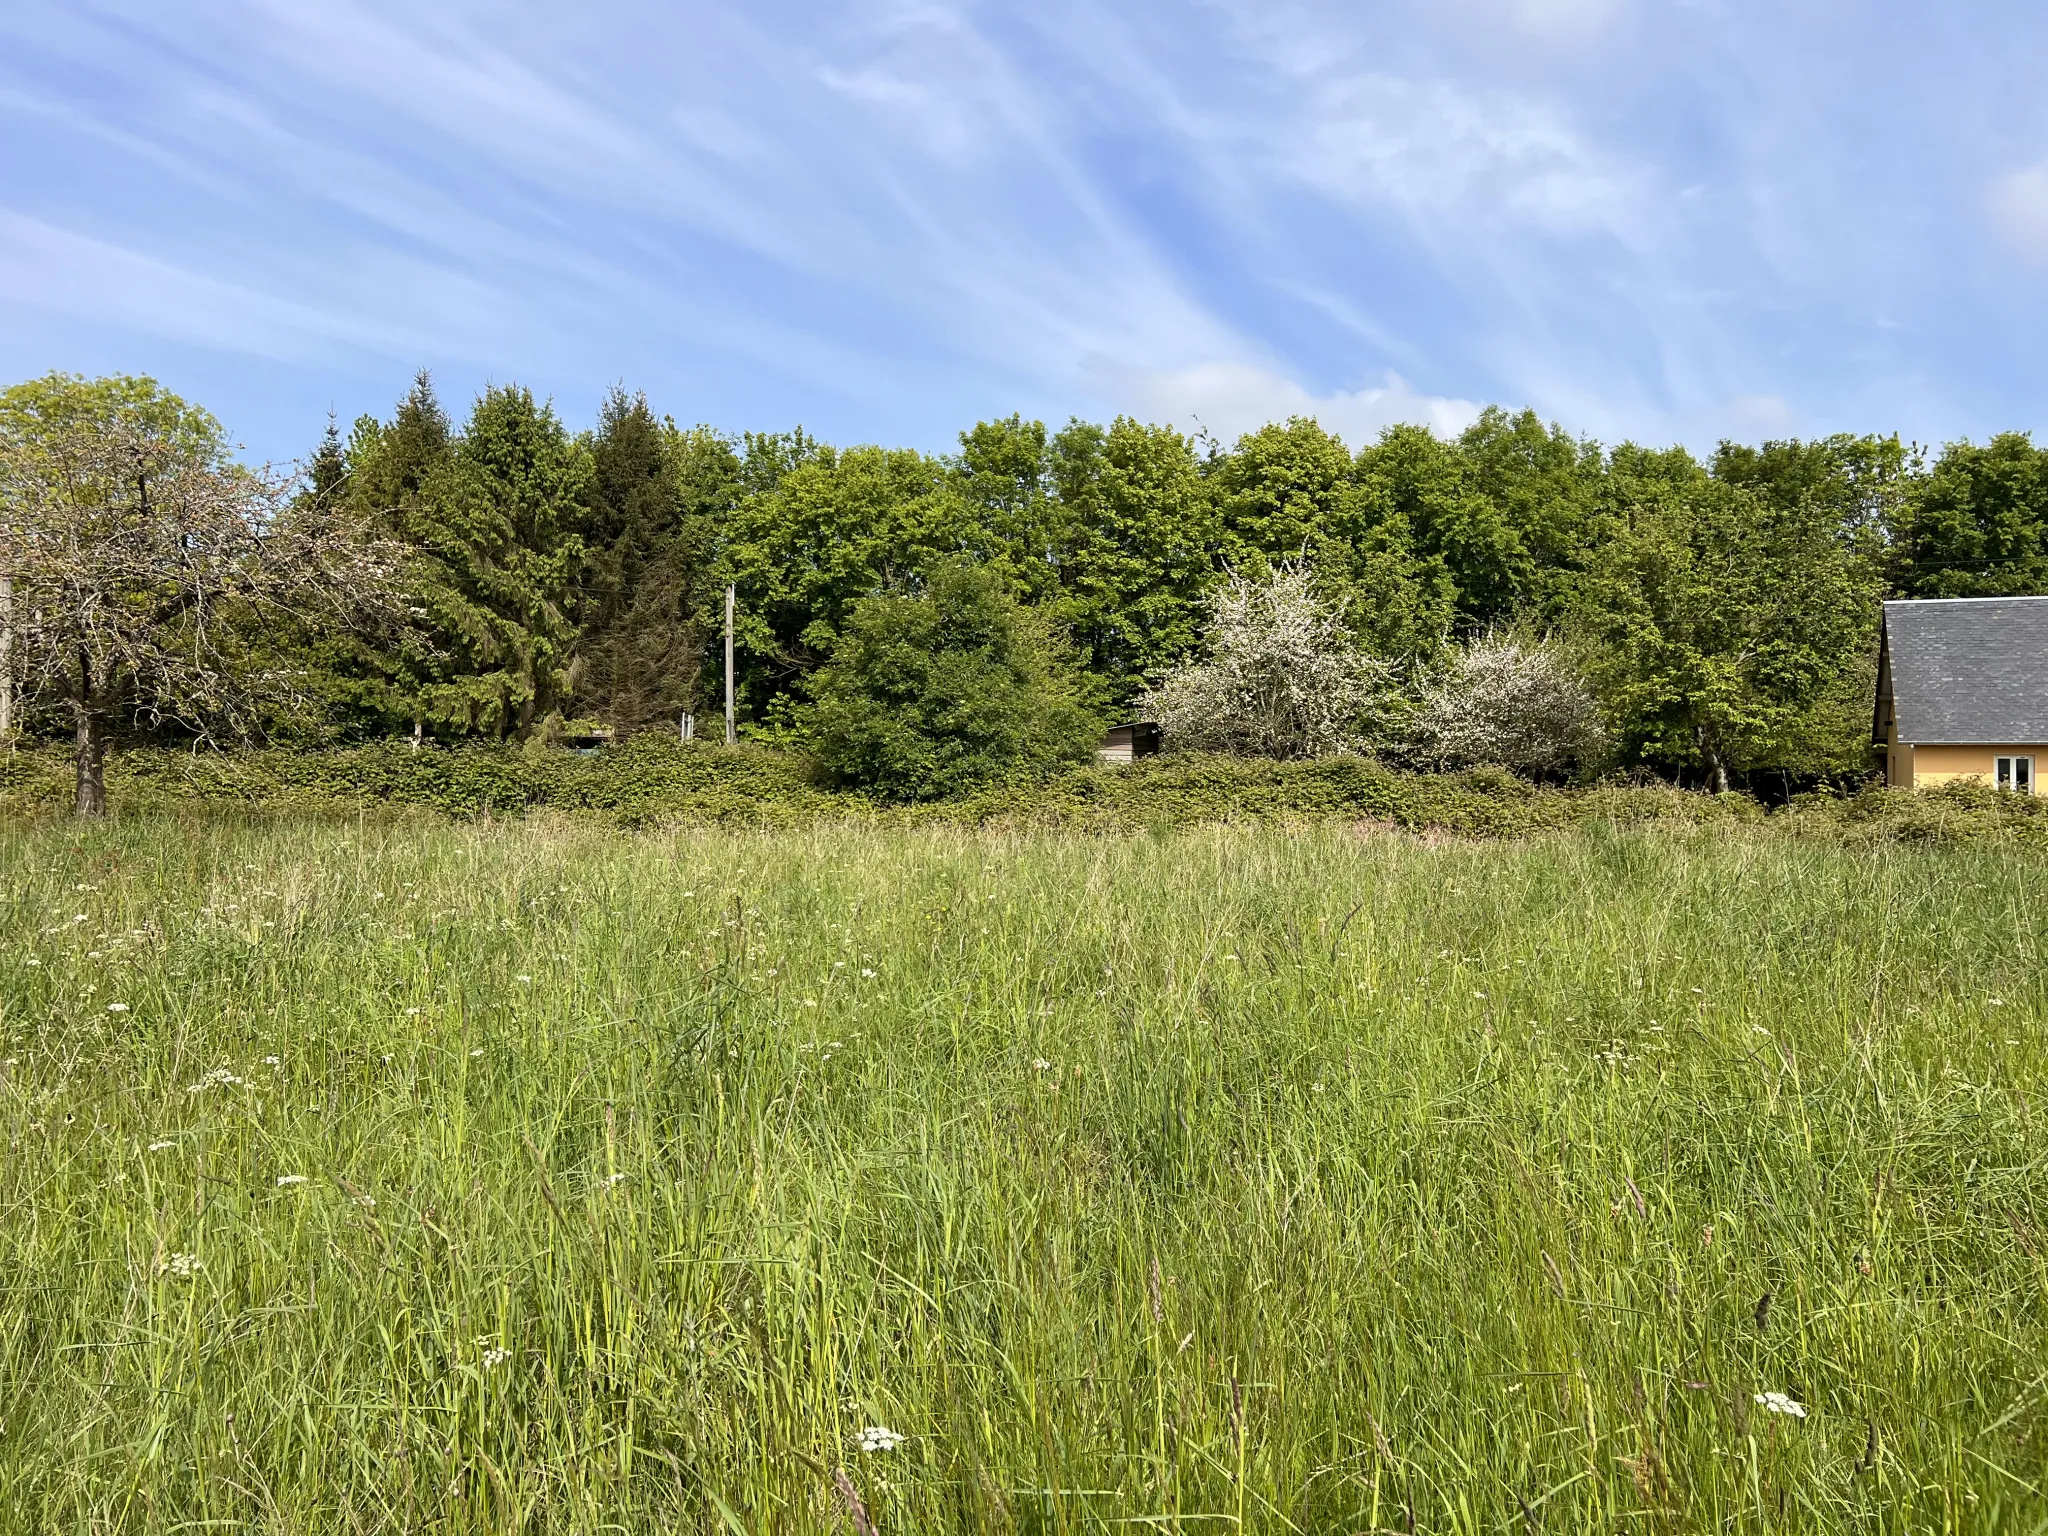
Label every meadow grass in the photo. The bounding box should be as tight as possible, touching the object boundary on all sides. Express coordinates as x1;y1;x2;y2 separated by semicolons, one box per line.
1;812;2043;1532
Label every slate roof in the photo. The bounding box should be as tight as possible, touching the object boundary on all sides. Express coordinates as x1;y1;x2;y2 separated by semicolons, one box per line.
1879;597;2048;744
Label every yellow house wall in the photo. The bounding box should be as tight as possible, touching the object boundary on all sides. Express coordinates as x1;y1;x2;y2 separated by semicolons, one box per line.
1905;743;2048;790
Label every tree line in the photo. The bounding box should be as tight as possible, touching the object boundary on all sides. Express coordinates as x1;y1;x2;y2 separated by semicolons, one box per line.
7;369;2048;800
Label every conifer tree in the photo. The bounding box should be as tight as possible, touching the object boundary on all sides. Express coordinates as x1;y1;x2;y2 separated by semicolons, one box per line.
423;385;588;738
349;372;452;525
574;389;733;733
337;373;457;738
306;413;348;508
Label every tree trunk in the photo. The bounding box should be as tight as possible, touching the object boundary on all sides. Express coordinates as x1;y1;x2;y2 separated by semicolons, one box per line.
1696;724;1732;795
73;702;106;817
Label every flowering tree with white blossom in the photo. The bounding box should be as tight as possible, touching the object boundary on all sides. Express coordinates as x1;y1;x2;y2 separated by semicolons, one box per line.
1139;563;1398;759
1412;628;1606;776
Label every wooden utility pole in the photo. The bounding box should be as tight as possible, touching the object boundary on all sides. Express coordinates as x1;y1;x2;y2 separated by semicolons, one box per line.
724;583;736;746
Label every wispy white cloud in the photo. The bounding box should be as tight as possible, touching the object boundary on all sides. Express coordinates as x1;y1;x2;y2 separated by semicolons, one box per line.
0;0;2044;461
1098;359;1484;449
1469;0;1630;42
1276;73;1645;240
1990;163;2048;264
0;210;417;362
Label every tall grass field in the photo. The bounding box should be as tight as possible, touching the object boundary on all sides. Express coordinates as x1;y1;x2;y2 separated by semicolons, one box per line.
1;814;2043;1532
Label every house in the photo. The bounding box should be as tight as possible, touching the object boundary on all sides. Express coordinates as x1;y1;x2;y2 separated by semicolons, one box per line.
1874;597;2048;792
1097;720;1163;765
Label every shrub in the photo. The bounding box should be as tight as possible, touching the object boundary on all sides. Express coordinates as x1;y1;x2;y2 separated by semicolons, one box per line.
802;561;1102;802
1412;630;1606;775
1140;565;1398;759
0;735;836;826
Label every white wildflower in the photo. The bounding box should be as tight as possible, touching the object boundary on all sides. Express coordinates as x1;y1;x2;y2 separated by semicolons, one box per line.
276;1174;307;1187
261;1055;281;1066
106;1002;129;1013
1754;1391;1807;1418
160;1252;202;1279
147;1140;175;1152
515;974;532;984
476;1337;511;1370
186;1068;245;1093
860;968;876;979
404;1007;421;1017
857;1425;905;1453
470;1049;484;1058
1033;1058;1053;1071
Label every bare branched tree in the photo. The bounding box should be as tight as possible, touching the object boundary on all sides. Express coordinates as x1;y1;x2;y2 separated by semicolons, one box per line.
1413;629;1606;776
0;377;411;814
1139;564;1398;759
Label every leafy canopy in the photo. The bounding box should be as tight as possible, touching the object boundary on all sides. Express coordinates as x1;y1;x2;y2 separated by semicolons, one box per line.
803;561;1102;801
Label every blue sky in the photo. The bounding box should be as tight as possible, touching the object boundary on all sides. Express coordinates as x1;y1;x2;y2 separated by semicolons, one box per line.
5;0;2048;466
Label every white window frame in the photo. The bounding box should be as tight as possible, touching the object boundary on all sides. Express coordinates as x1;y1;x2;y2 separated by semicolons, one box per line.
1995;755;2036;794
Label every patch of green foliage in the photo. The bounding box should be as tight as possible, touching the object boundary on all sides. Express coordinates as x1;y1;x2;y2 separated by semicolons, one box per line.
0;736;833;825
10;742;2048;845
1;817;2044;1530
20;373;2048;800
803;561;1103;801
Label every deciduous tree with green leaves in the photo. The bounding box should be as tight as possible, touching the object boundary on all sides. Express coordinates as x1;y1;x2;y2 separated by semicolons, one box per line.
721;442;994;730
803;560;1101;801
1577;452;1878;788
1046;416;1220;708
1354;423;1534;628
1888;433;2048;598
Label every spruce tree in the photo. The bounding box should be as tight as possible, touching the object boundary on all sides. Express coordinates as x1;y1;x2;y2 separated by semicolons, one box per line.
575;389;731;733
306;413;348;509
420;385;589;738
338;374;458;739
349;372;451;528
332;375;587;741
